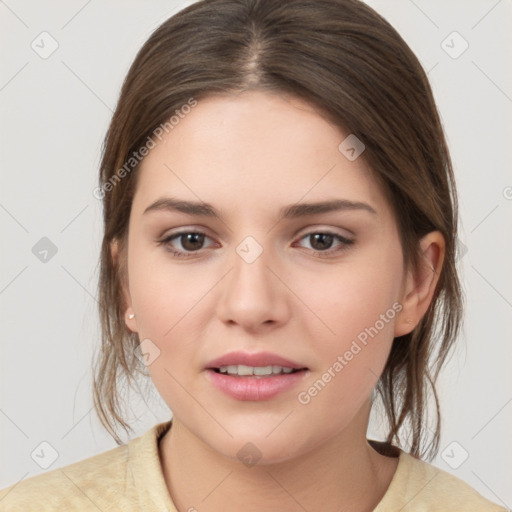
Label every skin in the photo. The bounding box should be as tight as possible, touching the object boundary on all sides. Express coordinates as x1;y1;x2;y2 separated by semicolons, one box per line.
111;90;444;512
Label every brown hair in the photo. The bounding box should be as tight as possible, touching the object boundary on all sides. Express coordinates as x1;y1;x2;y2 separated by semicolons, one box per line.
93;0;463;460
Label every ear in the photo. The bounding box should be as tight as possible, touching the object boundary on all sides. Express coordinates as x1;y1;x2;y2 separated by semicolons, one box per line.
110;239;138;333
394;231;445;337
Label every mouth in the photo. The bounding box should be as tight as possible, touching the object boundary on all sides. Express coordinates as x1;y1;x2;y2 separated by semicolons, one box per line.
204;351;309;401
211;364;303;377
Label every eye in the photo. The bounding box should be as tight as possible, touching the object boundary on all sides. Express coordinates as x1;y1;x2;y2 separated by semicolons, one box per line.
158;229;354;259
295;231;354;257
159;230;216;258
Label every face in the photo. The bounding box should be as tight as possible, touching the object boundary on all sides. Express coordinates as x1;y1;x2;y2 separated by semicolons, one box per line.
119;90;411;463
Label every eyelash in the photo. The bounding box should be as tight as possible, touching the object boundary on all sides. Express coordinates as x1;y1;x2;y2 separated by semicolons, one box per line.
158;229;355;259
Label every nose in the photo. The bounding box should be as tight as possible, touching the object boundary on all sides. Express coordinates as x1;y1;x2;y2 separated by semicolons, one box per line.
217;240;291;332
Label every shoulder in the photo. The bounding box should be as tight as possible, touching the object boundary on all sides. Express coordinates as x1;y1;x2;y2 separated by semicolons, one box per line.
0;442;131;511
0;421;172;512
375;449;508;511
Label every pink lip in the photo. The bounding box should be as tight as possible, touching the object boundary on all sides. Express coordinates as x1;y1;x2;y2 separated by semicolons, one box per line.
204;351;309;401
205;351;305;370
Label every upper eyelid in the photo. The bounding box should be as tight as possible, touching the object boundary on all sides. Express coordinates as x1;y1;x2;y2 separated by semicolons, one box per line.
295;225;354;239
162;223;354;237
162;226;353;240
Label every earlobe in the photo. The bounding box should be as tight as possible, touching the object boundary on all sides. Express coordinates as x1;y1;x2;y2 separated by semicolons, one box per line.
394;231;445;337
125;309;138;333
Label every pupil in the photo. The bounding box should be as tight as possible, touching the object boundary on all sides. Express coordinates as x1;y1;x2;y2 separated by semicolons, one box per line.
182;233;204;251
311;233;333;250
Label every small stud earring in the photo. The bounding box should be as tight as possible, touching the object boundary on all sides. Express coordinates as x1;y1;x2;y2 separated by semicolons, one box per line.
128;313;135;319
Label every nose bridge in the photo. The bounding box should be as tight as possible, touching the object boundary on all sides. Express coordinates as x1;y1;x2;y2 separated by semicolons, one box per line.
231;233;275;301
218;233;288;328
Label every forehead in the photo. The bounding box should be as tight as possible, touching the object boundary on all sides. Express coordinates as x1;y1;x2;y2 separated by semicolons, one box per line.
131;91;389;222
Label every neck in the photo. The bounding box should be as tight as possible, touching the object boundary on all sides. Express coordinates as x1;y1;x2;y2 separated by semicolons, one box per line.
159;404;399;512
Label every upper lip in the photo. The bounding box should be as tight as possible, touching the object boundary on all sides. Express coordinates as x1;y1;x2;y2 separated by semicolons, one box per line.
205;351;307;370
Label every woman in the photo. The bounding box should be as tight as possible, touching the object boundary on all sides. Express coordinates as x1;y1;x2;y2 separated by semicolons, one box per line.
0;0;505;510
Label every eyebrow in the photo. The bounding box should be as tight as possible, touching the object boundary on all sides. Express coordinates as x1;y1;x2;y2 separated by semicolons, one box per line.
143;197;377;219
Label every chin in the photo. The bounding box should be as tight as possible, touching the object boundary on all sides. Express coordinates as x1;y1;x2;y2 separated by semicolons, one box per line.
197;420;319;467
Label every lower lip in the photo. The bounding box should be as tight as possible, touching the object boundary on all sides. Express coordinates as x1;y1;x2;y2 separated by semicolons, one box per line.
205;369;308;401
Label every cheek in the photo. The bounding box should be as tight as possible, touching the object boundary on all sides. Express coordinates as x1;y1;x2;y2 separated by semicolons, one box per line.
293;252;402;409
127;245;215;409
300;251;402;347
127;240;211;339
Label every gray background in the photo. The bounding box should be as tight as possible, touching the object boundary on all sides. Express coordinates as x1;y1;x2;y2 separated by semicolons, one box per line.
1;0;511;507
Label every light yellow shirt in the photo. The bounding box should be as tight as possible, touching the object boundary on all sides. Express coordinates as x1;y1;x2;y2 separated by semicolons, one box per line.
0;420;506;511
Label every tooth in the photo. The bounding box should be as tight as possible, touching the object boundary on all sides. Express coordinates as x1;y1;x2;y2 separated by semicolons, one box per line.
254;365;273;375
237;364;254;376
219;364;296;376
